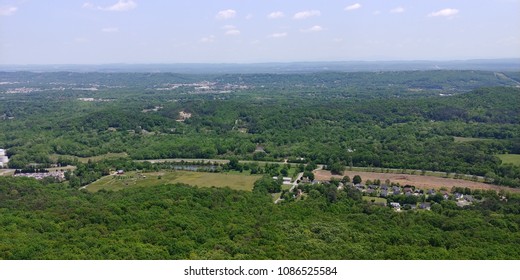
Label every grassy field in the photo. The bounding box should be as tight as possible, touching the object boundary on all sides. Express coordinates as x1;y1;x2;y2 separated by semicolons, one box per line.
77;153;129;163
362;196;388;204
50;153;129;163
497;154;520;166
86;170;261;192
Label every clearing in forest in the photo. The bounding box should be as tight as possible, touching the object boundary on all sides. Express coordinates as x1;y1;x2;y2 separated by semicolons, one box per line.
497;154;520;166
86;170;261;192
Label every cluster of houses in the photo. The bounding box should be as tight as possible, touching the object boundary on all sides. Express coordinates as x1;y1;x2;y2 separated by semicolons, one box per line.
350;182;477;211
14;171;66;181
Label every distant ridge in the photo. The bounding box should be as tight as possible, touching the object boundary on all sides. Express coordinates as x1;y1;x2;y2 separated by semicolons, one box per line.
1;58;519;73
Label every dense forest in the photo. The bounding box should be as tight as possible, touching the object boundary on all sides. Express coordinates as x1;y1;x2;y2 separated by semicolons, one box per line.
1;176;520;259
1;70;520;260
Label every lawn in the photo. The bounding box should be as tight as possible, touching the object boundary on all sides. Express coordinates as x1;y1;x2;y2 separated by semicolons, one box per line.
497;154;520;166
86;170;261;192
362;196;388;204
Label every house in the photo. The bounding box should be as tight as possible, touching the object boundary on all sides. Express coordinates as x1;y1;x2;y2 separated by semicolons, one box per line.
273;176;292;185
390;202;401;209
454;193;464;200
380;190;388;197
117;170;125;175
380;185;389;191
427;189;436;195
355;184;365;191
419;202;431;210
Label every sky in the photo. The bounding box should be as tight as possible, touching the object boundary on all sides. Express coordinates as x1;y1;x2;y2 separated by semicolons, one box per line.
1;0;519;64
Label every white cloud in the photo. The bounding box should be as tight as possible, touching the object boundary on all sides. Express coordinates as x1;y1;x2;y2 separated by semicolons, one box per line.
216;9;236;20
0;6;18;16
270;32;287;38
428;8;459;17
82;2;94;9
390;7;405;14
222;25;240;36
99;0;137;12
101;27;119;33
200;35;216;43
225;29;240;36
345;3;361;11
301;25;324;33
293;10;320;20
268;11;284;19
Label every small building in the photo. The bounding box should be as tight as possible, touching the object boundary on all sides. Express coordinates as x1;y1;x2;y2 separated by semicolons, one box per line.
117;170;125;175
380;190;388;197
390;202;401;209
0;149;9;168
419;202;431;210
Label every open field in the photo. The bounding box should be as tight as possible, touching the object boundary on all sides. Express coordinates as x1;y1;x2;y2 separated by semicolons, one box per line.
315;170;520;193
50;153;129;163
76;153;129;163
86;170;261;192
362;196;387;204
497;154;520;166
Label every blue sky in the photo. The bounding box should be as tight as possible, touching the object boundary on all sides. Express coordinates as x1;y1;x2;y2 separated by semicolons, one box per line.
1;0;519;64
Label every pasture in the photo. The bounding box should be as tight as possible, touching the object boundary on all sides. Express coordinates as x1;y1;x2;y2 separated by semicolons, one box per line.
497;154;520;166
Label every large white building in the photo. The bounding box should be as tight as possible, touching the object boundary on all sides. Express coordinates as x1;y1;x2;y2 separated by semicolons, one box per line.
0;149;8;168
